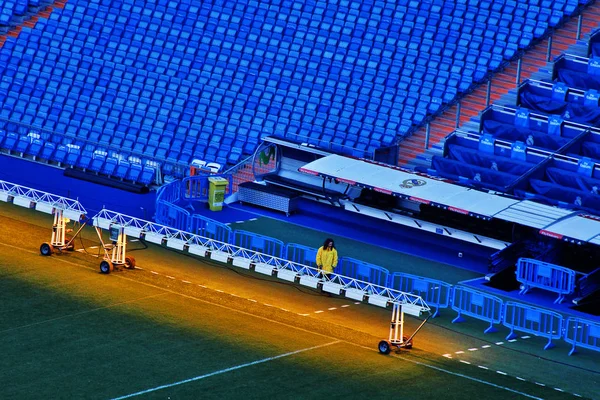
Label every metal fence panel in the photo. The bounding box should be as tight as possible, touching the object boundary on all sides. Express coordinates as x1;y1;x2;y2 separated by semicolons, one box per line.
234;230;284;258
183;174;232;201
503;301;563;350
388;272;452;318
188;215;232;243
516;258;577;304
337;257;389;287
564;317;600;355
155;201;189;232
286;243;319;269
451;286;503;333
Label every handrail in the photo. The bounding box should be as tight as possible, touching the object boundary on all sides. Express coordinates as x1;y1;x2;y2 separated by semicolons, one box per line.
0;179;86;216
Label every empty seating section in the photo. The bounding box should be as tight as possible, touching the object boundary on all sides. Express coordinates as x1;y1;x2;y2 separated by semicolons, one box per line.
428;21;600;218
430;105;600;214
0;0;53;33
0;121;156;185
0;0;585;176
518;80;600;125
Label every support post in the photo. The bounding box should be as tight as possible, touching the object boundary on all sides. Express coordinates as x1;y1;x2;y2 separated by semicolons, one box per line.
577;14;583;40
455;102;461;128
486;79;492;106
424;123;431;150
388;303;404;345
516;58;522;87
546;34;553;62
51;208;66;247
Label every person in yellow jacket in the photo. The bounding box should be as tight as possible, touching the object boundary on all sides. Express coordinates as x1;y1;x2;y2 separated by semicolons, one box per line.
316;238;338;278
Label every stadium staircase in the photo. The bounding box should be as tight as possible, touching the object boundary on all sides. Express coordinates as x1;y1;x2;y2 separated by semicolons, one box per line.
399;1;600;168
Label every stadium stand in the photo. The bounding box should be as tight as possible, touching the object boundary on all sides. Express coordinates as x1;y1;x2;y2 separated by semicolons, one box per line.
1;0;600;358
0;0;593;179
518;80;600;125
0;0;54;33
587;27;600;57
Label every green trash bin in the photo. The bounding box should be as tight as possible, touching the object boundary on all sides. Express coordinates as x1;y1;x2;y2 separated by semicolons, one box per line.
208;177;228;211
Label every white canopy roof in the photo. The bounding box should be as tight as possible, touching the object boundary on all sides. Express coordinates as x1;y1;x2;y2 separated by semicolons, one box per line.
299;154;600;245
300;155;518;217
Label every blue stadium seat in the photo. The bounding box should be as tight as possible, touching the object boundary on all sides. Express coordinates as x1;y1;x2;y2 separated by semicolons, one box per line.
14;135;30;153
125;162;143;182
139;165;156;185
2;132;18;151
50;144;68;164
88;151;107;173
114;160;130;179
26;138;43;158
65;145;81;166
77;150;93;169
0;0;575;169
39;142;56;160
100;157;119;176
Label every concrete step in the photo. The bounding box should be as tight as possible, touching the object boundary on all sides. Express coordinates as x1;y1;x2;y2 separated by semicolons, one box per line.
460;121;480;132
397;1;600;167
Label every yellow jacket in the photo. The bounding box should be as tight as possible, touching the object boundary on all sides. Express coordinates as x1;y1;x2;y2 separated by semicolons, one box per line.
316;247;338;274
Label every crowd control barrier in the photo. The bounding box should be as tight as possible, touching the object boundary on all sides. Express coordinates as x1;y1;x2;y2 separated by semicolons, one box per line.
451;286;503;333
388;272;452;318
155;200;189;233
516;258;577;304
564;317;600;355
234;230;285;258
188;214;232;243
183;174;232;201
337;257;389;287
286;243;319;269
503;301;563;350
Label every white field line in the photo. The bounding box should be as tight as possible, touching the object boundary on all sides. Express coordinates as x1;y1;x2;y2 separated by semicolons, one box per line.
0;293;169;334
111;341;340;399
390;353;544;400
0;241;549;400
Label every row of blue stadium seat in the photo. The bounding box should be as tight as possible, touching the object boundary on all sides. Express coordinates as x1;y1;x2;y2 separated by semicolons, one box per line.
0;0;53;32
0;0;583;168
517;80;600;126
428;86;600;214
0;129;157;185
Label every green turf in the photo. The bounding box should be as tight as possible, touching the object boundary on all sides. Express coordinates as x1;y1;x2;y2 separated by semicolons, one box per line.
1;274;578;400
0;204;598;399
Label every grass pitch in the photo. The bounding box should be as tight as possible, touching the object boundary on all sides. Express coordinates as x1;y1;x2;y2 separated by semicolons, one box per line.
0;206;597;399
